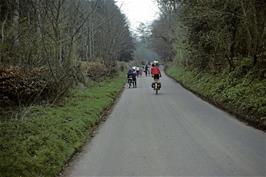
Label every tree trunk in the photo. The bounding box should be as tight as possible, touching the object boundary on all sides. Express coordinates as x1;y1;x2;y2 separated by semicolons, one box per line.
13;0;20;47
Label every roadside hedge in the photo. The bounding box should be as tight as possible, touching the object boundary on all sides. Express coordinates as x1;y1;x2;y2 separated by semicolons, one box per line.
166;64;266;130
0;74;125;177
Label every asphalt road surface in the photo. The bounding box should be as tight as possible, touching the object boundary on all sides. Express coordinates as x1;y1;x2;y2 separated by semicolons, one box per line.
63;71;265;177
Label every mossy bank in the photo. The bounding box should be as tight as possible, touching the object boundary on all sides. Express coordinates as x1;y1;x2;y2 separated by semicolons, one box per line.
0;74;125;177
165;64;266;131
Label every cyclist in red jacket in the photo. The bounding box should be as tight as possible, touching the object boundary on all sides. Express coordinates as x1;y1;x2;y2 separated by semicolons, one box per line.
151;62;161;80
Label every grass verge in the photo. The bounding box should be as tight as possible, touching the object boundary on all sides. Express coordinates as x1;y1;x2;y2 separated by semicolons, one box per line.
165;64;266;131
0;74;125;177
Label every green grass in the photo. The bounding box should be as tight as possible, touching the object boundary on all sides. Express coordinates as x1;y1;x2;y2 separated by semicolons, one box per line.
166;64;266;129
0;74;126;177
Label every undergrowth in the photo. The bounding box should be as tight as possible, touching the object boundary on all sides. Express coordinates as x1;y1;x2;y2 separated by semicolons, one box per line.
166;64;266;129
0;74;125;177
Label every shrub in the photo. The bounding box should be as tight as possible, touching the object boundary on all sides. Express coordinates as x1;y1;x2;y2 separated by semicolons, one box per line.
0;66;47;106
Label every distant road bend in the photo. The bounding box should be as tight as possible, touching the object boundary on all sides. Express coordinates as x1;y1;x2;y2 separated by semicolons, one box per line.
64;71;266;177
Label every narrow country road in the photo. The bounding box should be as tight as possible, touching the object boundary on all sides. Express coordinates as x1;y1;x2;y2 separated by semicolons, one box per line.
63;71;265;177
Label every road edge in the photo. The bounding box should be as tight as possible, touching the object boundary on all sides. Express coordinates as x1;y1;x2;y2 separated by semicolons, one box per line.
59;82;126;176
164;66;266;132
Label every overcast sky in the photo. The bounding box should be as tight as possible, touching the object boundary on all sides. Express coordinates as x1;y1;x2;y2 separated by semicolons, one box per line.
116;0;160;32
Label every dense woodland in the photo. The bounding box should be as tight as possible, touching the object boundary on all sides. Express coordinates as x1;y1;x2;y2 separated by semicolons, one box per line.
149;0;266;127
0;1;265;176
150;0;265;71
0;0;134;105
0;2;135;176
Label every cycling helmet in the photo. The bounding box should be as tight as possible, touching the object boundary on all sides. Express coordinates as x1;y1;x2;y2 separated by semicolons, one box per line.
153;60;159;66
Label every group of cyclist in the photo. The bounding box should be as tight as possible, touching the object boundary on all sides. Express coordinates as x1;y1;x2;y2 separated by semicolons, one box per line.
127;60;161;88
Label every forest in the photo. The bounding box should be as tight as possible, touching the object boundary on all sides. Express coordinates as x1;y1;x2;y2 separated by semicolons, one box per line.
0;0;134;106
1;0;266;176
0;1;134;176
149;0;266;128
